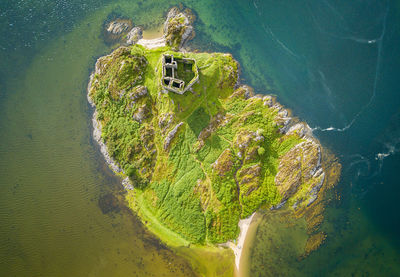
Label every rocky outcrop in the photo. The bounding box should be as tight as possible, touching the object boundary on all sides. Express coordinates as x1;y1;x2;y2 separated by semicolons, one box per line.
212;149;235;176
91;47;148;99
286;122;314;139
128;85;148;100
234;129;264;160
103;7;196;50
235;130;264;150
275;139;325;207
107;20;131;34
237;163;262;196
90;109;134;191
163;7;195;49
103;19;133;44
228;84;327;209
132;104;150;123
158;112;175;134
229;85;254;100
262;95;274;107
126;27;143;45
272;103;292;133
91;110;123;174
164;122;184;150
87;7;339;253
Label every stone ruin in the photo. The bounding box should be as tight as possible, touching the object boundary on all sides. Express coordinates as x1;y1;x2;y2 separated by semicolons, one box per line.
161;54;199;94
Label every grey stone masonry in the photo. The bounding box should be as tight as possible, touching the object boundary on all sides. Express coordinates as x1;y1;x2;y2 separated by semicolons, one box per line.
161;54;199;94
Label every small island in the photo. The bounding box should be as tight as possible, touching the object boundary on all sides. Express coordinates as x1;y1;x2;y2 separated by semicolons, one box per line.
88;7;341;274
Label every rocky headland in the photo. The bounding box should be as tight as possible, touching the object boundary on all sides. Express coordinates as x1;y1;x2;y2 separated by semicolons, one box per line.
89;6;341;274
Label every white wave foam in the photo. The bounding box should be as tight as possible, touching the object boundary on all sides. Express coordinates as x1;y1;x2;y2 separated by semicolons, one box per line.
376;144;398;161
310;3;389;133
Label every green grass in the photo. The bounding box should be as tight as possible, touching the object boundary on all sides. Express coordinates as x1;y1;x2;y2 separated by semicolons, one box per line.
89;43;304;246
126;190;191;247
176;59;196;84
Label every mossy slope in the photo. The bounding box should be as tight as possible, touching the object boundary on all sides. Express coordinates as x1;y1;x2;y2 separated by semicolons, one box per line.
88;43;326;245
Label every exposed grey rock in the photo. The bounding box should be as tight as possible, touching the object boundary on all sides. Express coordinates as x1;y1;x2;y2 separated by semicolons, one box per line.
93;47;131;76
229;85;254;100
270;200;287;210
243;86;253;99
92;110;123;174
263;95;274;107
278;109;288;118
163;7;195;49
128;85;148;100
235;130;264;150
164;122;184;150
180;25;193;45
94;54;111;75
158;112;175;133
307;171;325;206
122;177;134;190
275;140;322;202
107;20;131;34
126;27;143;45
87;73;95;106
103;19;133;44
163;7;180;33
286;122;313;139
272;103;292;133
132;104;149;123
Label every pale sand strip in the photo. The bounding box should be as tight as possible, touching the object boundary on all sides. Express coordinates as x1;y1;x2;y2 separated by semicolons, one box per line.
137;37;166;49
227;213;256;272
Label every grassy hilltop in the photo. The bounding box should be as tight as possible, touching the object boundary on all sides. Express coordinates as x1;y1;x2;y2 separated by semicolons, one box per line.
86;5;338;252
87;42;332;246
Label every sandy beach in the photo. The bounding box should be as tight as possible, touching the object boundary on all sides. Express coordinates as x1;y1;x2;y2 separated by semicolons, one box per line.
227;213;256;273
137;37;166;49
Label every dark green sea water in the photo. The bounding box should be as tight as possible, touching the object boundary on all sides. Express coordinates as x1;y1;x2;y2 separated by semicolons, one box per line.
1;0;399;276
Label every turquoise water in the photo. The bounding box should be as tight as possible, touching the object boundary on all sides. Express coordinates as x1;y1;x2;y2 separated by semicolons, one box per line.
1;0;400;276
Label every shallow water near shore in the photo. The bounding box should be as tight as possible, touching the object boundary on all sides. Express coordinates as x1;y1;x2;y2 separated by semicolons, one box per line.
0;5;198;276
1;0;400;276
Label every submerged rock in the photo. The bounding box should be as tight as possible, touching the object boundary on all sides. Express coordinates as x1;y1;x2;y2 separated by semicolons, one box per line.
98;193;120;214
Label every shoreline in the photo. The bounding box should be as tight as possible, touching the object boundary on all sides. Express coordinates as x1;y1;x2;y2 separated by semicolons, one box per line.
142;26;164;40
225;213;256;273
87;73;133;190
137;36;166;49
88;27;329;275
